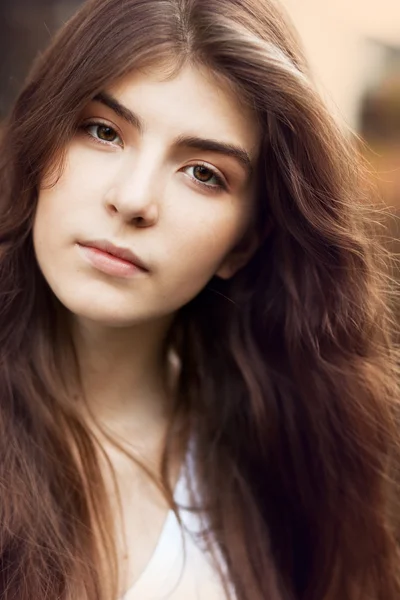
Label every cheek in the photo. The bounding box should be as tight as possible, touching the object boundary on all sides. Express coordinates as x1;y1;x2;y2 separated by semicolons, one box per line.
179;198;250;263
32;169;85;286
33;157;97;253
34;145;102;236
33;189;69;259
160;207;246;296
33;195;62;297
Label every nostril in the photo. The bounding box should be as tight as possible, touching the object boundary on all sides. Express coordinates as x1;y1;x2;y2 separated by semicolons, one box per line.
107;203;118;214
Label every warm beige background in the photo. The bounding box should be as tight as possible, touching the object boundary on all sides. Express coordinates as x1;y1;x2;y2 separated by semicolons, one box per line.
282;0;399;127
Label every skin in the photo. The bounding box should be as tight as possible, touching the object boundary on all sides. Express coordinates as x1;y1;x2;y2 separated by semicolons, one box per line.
33;62;260;596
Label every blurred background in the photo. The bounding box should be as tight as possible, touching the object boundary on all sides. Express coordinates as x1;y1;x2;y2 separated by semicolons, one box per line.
1;0;399;316
282;0;400;207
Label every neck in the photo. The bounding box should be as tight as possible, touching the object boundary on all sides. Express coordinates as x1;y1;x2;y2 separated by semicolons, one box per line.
70;314;178;447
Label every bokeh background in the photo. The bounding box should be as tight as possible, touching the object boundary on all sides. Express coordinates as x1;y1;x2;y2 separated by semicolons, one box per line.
1;0;399;318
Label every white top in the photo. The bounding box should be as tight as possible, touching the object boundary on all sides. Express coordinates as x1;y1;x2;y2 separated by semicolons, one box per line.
121;449;233;600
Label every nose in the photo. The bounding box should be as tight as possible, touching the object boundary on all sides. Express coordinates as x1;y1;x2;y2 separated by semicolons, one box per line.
104;155;160;227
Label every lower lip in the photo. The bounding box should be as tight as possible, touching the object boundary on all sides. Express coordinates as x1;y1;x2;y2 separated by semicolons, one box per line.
77;244;145;278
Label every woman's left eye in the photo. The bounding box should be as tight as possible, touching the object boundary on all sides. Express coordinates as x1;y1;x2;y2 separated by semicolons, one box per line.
81;122;123;146
184;164;226;191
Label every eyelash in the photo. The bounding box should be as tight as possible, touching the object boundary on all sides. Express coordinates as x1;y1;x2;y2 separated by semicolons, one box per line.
79;120;227;192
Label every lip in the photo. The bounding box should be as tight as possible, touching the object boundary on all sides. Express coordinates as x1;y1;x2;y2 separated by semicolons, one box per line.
78;239;149;271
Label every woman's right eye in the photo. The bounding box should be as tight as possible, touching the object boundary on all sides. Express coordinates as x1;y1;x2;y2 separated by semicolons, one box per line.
81;122;123;147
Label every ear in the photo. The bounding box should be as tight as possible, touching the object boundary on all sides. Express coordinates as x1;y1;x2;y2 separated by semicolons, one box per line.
215;230;260;280
216;218;272;280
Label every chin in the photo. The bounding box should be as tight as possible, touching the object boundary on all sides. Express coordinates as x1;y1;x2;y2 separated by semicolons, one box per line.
51;292;138;328
75;311;150;329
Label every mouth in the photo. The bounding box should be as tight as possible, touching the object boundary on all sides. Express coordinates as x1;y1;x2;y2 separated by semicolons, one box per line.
77;239;149;278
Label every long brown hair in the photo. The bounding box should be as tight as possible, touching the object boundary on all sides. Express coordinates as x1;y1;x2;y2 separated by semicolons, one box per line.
0;0;399;598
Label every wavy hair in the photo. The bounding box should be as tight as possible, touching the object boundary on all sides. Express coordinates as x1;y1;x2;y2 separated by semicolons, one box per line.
0;0;399;598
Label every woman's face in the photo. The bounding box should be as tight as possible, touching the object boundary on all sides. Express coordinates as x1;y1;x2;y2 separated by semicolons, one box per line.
33;63;260;327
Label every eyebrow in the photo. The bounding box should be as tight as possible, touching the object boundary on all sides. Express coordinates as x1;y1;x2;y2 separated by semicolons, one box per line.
92;91;253;176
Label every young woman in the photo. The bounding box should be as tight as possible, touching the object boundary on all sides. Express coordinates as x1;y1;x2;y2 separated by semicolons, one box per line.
0;0;399;598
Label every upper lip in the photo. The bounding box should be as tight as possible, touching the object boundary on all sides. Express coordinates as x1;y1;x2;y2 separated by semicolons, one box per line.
79;239;149;271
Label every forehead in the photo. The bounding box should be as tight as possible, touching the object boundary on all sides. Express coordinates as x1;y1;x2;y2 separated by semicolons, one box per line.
106;62;260;158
